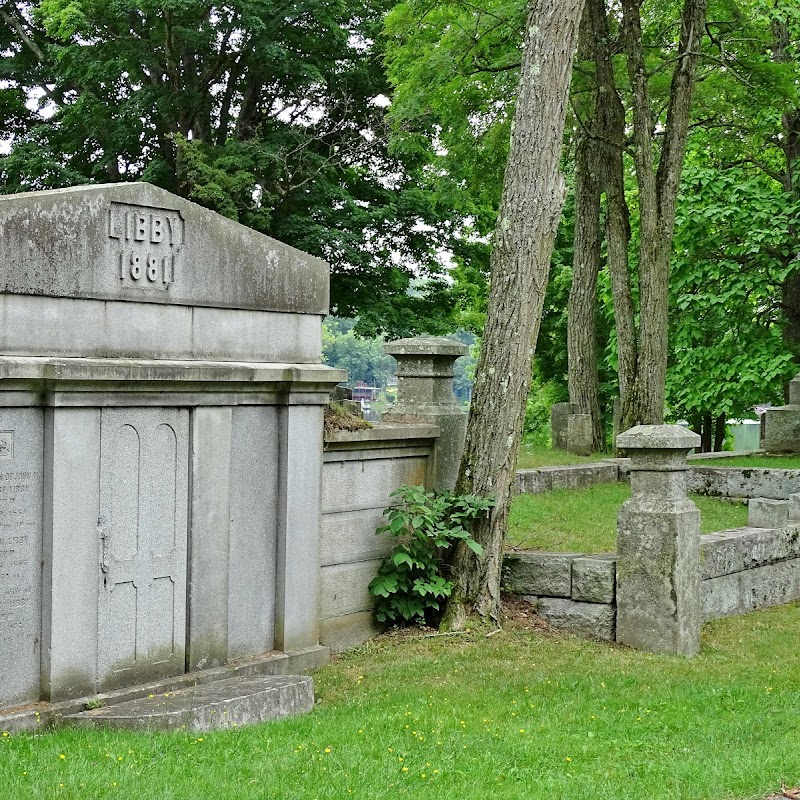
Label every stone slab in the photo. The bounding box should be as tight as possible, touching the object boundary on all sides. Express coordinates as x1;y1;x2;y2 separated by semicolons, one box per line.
700;526;800;580
748;498;789;528
0;647;327;733
571;554;616;603
228;407;279;661
536;598;616;641
790;493;800;521
320;560;382;619
66;674;314;732
0;355;346;389
515;463;619;495
188;407;232;671
0;183;328;314
502;552;580;597
320;509;394;567
321;455;429;514
0;409;43;710
320;611;382;653
0;294;322;363
43;408;102;701
702;558;800;620
324;423;439;445
275;406;323;652
617;424;700;451
763;405;800;452
687;466;800;500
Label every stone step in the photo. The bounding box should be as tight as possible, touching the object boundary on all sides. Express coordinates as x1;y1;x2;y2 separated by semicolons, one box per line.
66;674;314;732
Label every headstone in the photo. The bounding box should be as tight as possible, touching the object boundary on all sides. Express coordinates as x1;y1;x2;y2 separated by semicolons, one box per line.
763;373;800;452
383;337;467;491
550;402;574;450
615;425;702;657
0;183;345;710
566;413;593;456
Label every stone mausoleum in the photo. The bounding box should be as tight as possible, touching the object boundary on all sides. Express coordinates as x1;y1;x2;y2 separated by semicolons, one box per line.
0;183;344;713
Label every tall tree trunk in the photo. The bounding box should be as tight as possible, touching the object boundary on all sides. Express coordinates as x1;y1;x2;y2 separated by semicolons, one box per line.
441;0;586;630
768;22;800;382
714;413;726;452
618;0;706;427
568;13;604;452
586;0;638;434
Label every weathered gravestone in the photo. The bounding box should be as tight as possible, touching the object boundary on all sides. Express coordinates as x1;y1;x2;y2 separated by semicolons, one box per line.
0;183;344;711
550;402;574;450
763;372;800;452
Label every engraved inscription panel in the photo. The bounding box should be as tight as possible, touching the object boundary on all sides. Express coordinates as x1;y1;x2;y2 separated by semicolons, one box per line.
97;409;188;690
0;410;43;710
107;202;184;290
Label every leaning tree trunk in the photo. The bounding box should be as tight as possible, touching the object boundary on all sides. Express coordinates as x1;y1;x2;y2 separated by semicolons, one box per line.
441;0;586;630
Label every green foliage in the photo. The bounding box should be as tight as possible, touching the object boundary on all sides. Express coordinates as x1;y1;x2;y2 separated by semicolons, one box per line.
369;485;494;626
322;318;396;387
0;0;458;335
522;375;565;447
667;162;800;422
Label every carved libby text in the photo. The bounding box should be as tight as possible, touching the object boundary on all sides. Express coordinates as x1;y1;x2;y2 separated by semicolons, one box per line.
108;203;185;289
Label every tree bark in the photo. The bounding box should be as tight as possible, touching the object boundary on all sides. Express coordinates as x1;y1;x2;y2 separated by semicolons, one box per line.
441;0;586;630
617;0;706;427
567;11;604;452
714;413;726;452
771;19;800;379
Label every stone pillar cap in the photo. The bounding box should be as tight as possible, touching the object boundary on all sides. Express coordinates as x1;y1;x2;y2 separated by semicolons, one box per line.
616;424;700;451
384;337;468;357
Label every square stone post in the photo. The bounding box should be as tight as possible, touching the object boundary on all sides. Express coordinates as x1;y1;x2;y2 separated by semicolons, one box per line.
615;425;702;656
383;337;467;491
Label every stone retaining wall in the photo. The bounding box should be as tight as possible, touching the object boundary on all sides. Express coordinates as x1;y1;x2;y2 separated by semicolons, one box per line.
504;522;800;639
515;460;800;502
515;462;623;494
687;467;800;499
319;424;438;651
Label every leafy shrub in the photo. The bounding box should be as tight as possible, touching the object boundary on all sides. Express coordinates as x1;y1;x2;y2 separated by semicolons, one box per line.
523;378;565;446
368;485;494;626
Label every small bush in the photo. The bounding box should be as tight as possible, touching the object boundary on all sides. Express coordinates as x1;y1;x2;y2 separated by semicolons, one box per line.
368;485;494;626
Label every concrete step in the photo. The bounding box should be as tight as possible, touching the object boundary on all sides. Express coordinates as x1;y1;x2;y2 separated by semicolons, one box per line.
66;674;314;732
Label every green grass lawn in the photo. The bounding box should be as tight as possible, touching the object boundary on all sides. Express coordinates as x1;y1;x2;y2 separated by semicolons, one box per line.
2;604;799;800
691;454;800;469
507;482;749;552
518;444;607;469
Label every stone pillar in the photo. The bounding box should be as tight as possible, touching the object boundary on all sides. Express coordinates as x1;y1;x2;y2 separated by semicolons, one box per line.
383;337;467;491
615;425;702;657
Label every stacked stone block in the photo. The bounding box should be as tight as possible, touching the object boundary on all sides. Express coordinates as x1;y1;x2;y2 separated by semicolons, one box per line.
503;552;616;641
